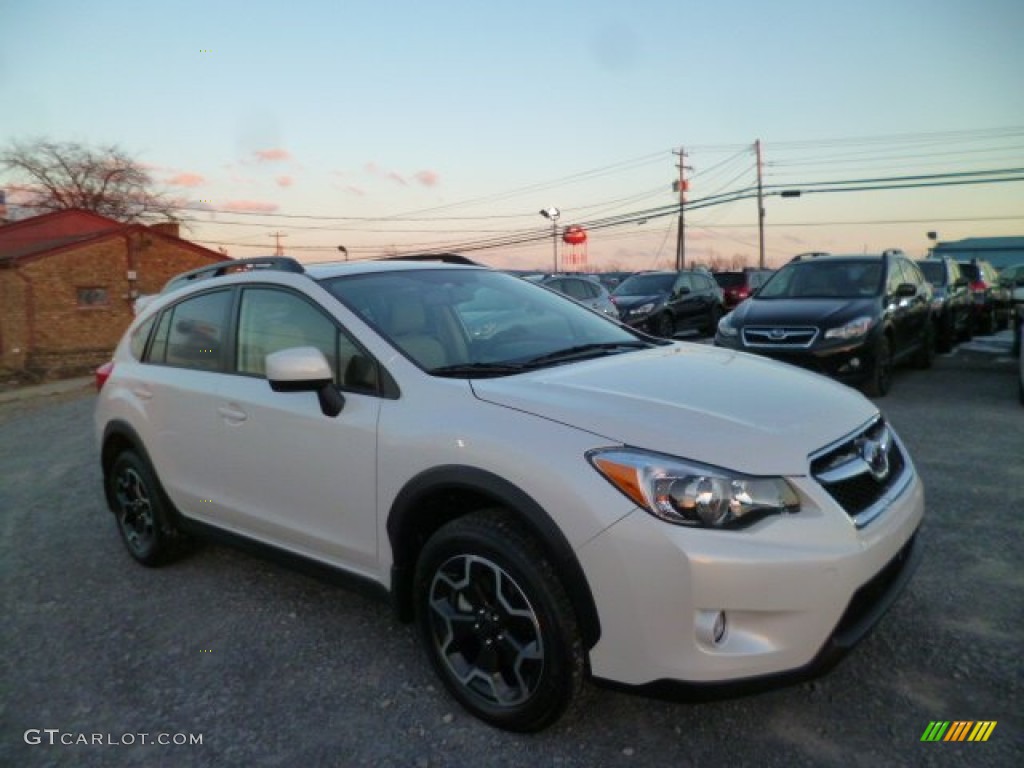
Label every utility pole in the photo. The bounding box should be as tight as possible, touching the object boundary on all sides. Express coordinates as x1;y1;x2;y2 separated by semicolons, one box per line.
755;139;765;268
271;231;287;256
673;147;691;270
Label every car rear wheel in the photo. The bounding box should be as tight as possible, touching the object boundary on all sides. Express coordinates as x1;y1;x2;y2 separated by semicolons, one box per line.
413;510;585;732
936;314;954;354
914;323;935;369
706;305;722;336
107;451;187;566
863;336;893;397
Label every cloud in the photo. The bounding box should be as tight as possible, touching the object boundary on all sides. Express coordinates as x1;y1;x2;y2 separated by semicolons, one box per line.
345;185;365;196
414;170;440;187
167;172;206;188
221;199;280;213
364;162;407;186
275;175;294;188
254;148;291;162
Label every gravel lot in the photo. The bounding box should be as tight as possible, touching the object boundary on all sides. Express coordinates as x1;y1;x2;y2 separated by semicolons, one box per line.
1;344;1021;767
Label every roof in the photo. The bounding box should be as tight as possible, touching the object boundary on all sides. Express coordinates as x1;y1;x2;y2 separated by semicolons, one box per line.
0;208;222;265
934;237;1024;252
0;209;124;262
932;237;1024;269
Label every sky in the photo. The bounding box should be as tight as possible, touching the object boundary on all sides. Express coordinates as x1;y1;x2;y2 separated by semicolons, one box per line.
2;0;1023;270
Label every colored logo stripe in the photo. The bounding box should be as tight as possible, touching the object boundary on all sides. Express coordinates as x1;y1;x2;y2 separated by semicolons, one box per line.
968;722;997;742
921;721;997;742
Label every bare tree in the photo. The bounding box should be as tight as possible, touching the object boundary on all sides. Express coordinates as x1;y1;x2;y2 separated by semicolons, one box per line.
0;138;178;222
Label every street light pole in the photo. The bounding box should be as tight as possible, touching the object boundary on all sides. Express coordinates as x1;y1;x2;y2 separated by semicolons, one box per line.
539;207;561;273
337;245;348;261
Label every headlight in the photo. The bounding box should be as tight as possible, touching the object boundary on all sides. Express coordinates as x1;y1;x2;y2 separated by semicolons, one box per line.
717;313;738;337
629;302;655;316
588;448;800;529
824;315;874;340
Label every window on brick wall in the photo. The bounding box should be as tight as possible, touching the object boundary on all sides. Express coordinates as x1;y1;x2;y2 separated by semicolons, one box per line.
77;287;110;307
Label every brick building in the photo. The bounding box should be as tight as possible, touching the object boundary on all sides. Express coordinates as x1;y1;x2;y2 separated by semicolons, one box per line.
0;209;225;382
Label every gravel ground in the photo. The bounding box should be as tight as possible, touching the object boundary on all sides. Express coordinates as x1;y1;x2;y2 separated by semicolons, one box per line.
1;347;1021;767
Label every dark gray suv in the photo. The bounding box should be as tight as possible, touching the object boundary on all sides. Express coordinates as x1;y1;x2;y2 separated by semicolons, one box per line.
611;270;724;338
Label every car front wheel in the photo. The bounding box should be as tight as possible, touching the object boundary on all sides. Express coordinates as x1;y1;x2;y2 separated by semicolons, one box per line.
863;336;893;397
654;312;675;339
413;510;584;732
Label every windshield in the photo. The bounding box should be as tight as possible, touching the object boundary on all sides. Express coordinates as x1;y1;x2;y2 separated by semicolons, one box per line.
757;260;882;299
322;268;651;375
612;273;675;296
713;273;745;288
918;261;945;285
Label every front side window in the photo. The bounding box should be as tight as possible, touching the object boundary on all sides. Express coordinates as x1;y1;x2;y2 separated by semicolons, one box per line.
236;288;339;382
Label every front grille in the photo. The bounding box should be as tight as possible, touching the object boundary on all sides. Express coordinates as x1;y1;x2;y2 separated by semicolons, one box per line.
810;417;909;527
742;326;818;348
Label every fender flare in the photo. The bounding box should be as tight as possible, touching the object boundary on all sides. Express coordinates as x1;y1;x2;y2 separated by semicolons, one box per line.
387;464;601;649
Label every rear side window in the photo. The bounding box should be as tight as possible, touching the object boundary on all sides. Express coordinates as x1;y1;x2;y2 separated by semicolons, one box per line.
162;291;232;372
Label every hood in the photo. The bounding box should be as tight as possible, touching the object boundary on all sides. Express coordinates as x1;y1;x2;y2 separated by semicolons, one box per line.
471;344;877;476
731;297;878;328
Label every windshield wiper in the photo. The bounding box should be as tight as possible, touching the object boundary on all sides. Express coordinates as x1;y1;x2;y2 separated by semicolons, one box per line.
521;341;650;367
430;362;528;378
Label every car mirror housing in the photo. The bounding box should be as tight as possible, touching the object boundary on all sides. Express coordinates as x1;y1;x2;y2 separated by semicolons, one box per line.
266;346;344;417
895;283;918;298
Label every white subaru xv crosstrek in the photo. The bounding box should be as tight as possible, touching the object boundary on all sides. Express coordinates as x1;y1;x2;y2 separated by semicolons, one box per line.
95;256;924;732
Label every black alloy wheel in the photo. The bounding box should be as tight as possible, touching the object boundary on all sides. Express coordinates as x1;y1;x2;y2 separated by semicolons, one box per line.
414;511;584;732
108;451;186;566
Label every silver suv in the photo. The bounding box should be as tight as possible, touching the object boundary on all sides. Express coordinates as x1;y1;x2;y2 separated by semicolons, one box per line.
96;256;924;732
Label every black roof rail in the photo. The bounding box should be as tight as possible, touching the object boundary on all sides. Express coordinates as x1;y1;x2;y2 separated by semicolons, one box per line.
162;256;306;293
789;251;831;262
881;248;904;258
380;253;482;266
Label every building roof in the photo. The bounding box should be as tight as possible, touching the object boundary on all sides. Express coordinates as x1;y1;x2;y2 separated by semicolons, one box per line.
934;237;1024;252
933;237;1024;269
0;208;221;265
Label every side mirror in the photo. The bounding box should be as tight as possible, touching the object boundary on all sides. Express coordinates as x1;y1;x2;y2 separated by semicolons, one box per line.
895;283;918;298
266;346;344;418
674;286;692;297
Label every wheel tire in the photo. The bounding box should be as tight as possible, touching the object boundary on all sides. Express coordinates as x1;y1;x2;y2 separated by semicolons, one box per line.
960;313;974;342
707;305;722;336
935;315;953;354
654;312;675;339
914;323;935;369
413;510;584;732
979;307;995;335
107;451;187;566
863;336;893;397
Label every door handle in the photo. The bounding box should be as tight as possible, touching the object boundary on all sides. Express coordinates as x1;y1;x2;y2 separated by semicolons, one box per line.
132;387;153;401
217;404;248;423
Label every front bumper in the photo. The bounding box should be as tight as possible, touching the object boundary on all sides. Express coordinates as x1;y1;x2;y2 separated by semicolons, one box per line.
715;333;879;385
577;462;924;689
